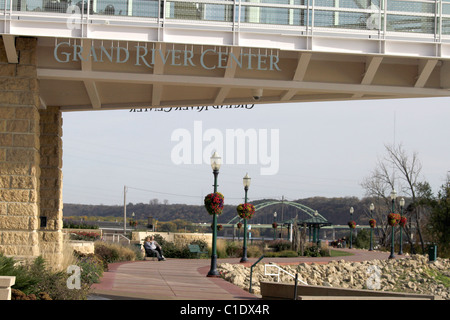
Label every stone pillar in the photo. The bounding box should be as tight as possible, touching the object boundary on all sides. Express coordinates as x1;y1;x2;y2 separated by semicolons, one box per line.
0;276;16;300
0;37;41;260
0;37;63;267
39;106;63;267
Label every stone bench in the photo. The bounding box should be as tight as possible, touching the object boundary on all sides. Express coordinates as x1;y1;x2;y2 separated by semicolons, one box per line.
0;276;16;300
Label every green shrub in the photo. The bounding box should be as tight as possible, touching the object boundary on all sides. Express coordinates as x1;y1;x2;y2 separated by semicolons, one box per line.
247;245;263;258
0;254;91;300
302;245;330;257
69;231;101;241
225;241;242;258
74;252;105;284
268;239;292;252
264;250;298;258
355;229;370;249
94;242;139;263
94;243;120;264
151;235;211;259
0;254;39;295
63;221;99;229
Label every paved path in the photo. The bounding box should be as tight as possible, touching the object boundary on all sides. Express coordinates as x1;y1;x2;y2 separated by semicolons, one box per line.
90;248;401;300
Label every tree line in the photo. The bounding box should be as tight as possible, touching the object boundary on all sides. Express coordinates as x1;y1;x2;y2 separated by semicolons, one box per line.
63;197;374;227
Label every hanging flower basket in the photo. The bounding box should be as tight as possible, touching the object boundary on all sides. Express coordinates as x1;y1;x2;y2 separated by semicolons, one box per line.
204;192;224;215
399;216;407;227
272;222;278;229
211;223;223;231
237;222;242;229
236;203;255;220
387;213;401;227
348;221;356;229
369;219;376;228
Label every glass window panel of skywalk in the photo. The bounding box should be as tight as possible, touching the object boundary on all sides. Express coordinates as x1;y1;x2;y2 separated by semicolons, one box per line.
1;0;446;35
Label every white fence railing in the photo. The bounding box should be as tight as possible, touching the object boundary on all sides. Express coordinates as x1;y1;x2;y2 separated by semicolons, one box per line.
264;262;308;285
102;233;131;244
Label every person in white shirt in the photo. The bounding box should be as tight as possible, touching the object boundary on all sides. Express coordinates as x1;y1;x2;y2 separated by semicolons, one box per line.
143;236;166;261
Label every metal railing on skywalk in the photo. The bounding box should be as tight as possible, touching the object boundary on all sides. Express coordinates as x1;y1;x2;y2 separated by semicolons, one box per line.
2;0;450;41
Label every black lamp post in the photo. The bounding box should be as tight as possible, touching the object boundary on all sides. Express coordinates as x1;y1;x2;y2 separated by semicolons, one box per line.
273;212;277;240
349;207;354;249
398;197;405;255
207;151;221;277
388;189;397;259
240;173;251;263
369;203;375;251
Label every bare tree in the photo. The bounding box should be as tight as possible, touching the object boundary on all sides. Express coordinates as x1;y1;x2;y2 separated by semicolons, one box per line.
361;143;426;252
360;157;396;247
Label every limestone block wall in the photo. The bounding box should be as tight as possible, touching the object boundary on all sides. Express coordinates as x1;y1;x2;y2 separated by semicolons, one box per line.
66;241;95;255
38;106;63;266
0;37;64;267
132;231;212;247
0;37;41;259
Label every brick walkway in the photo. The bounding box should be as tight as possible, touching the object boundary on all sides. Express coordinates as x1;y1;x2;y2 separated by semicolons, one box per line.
90;248;402;300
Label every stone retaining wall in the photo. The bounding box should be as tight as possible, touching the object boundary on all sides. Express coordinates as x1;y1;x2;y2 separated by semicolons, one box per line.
218;254;450;299
66;240;95;255
132;231;212;247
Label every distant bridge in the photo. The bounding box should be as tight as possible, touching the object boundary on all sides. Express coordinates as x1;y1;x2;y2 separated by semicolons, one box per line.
226;200;327;225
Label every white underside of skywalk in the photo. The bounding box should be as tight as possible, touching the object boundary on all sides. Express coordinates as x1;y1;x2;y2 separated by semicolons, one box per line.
3;6;450;111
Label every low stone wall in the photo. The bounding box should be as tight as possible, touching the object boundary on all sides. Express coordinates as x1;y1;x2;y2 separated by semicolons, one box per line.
260;282;440;300
62;228;103;237
0;276;15;300
132;231;212;247
66;240;95;255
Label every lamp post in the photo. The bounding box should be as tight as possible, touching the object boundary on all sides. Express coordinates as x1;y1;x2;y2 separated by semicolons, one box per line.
207;152;221;277
273;212;277;240
389;189;397;259
240;173;251;263
349;207;354;249
399;197;405;255
369;203;375;251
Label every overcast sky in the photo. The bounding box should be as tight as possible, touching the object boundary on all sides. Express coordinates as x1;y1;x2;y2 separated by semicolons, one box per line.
61;97;450;206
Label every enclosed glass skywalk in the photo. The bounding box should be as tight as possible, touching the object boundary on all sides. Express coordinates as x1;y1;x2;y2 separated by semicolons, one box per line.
2;0;450;39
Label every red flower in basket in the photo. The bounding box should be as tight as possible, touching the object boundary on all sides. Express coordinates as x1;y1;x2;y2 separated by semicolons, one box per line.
204;192;224;215
272;222;278;229
369;219;376;228
236;203;256;220
211;223;223;231
399;216;407;227
348;221;356;229
387;213;401;227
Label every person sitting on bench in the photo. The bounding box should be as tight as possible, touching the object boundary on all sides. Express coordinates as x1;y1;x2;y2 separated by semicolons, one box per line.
143;236;166;261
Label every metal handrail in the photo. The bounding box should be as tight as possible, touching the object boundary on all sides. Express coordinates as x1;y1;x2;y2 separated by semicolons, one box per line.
249;255;264;294
103;233;131;244
264;262;308;285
